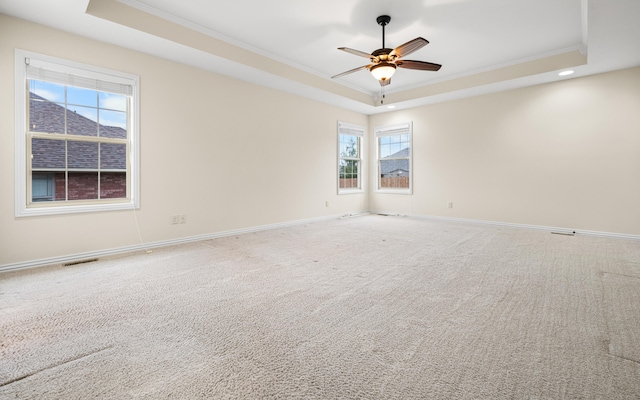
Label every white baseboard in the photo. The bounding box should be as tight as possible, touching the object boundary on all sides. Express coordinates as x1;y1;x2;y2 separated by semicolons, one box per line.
370;210;640;241
4;210;637;273
0;211;369;273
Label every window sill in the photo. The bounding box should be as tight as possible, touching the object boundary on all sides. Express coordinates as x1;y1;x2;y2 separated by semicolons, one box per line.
338;189;365;195
375;189;413;195
16;200;138;217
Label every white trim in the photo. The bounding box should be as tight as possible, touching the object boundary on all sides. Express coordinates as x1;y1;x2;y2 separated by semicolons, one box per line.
371;211;640;241
0;211;369;273
14;49;140;217
14;53;27;217
580;0;589;55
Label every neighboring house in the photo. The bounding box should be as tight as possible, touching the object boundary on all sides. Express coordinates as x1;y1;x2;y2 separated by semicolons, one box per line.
29;92;127;202
380;147;409;178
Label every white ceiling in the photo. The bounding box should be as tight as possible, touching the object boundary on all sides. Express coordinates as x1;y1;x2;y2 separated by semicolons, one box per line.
1;0;639;114
127;0;584;90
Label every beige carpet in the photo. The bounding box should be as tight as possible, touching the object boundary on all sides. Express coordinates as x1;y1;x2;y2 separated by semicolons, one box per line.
1;215;639;399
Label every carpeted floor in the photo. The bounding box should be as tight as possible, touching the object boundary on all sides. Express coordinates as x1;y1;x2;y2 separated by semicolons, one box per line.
1;215;639;399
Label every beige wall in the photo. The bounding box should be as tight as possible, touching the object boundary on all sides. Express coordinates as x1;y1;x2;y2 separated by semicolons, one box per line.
0;15;368;266
370;67;640;235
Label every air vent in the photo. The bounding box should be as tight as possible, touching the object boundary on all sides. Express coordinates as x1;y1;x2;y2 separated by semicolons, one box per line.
63;258;98;267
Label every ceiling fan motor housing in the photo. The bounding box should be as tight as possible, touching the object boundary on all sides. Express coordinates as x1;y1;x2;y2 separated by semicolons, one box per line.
372;48;395;62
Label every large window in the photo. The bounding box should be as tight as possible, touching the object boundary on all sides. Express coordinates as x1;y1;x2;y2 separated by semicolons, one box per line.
375;122;412;193
337;121;364;194
15;50;139;216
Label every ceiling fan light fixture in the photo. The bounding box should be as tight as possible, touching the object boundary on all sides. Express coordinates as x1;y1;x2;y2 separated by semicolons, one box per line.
370;62;396;81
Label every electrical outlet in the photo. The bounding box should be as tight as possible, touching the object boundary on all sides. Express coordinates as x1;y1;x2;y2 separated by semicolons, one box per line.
170;215;179;224
179;214;187;224
325;201;329;207
447;201;453;209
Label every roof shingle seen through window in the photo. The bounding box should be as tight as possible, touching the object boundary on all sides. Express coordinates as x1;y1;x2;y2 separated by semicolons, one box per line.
30;92;127;170
29;92;126;138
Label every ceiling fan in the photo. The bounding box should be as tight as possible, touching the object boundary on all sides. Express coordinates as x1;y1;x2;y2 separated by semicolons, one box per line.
332;15;442;87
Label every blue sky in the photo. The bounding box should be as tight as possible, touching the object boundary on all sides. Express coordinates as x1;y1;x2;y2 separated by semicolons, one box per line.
30;80;127;130
379;134;410;158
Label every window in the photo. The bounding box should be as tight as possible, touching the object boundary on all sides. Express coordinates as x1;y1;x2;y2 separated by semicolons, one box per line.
337;121;364;194
375;122;412;193
32;173;55;202
15;50;139;216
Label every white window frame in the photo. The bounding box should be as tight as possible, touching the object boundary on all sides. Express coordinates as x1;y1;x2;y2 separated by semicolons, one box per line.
14;49;140;217
337;121;365;194
375;122;413;194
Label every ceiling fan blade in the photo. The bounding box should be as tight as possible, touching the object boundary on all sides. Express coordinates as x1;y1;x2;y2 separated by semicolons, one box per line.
396;60;442;71
331;64;372;79
379;78;391;87
390;37;429;58
338;47;373;59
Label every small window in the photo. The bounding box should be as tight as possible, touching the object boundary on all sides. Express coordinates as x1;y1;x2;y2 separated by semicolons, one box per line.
337;122;364;194
375;122;412;194
15;50;139;216
32;173;55;202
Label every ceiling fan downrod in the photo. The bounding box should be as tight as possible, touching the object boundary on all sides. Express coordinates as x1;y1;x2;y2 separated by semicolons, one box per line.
376;15;391;49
